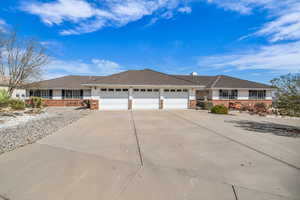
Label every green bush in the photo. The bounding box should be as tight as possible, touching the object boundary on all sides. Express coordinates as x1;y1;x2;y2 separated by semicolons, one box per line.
0;89;10;108
211;105;228;114
197;101;213;110
9;99;25;110
30;97;43;108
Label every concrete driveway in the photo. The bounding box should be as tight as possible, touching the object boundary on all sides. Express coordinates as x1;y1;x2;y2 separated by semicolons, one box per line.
0;110;300;200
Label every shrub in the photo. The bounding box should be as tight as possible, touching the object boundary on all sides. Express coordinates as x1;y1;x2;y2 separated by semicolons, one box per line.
0;89;10;108
9;99;25;110
254;102;267;113
197;101;213;110
211;105;228;114
82;99;91;108
30;97;43;108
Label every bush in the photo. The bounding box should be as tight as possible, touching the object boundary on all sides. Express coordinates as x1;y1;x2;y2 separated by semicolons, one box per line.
197;101;213;110
9;99;25;110
211;105;228;114
82;99;91;108
254;102;267;113
0;89;10;108
30;97;43;108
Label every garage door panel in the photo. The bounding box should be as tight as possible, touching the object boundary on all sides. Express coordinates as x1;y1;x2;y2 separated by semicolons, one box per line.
164;92;188;109
100;91;128;110
132;91;159;110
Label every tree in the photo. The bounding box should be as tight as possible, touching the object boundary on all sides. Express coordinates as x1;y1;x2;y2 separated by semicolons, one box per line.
0;31;48;97
271;73;300;117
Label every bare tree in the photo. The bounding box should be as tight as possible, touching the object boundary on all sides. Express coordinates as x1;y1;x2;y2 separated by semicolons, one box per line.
0;31;48;97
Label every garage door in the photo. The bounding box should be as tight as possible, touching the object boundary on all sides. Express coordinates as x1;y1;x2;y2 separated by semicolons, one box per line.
132;89;159;110
164;89;188;109
99;88;128;110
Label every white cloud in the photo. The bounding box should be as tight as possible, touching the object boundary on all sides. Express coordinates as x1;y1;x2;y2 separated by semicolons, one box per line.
22;0;192;35
0;19;8;32
206;0;300;42
44;58;123;79
178;6;192;14
199;41;300;72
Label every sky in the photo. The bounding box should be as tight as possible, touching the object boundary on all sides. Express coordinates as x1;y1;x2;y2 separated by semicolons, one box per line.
1;0;300;84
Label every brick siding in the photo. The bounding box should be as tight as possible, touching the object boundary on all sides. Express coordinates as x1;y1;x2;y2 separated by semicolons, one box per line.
211;100;272;108
189;100;197;109
26;99;99;110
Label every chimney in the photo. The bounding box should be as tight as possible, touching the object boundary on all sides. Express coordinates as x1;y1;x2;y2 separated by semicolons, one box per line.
190;72;198;76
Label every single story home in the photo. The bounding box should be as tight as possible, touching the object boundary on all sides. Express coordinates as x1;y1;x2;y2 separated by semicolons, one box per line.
25;69;273;110
0;76;26;99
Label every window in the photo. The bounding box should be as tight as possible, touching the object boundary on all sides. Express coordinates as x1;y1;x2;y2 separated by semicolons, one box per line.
249;90;266;100
101;88;107;91
219;90;238;100
108;88;114;92
147;89;152;92
116;89;121;91
154;89;159;92
183;89;188;92
177;89;182;92
63;90;83;99
164;89;169;92
141;89;146;92
170;89;176;92
21;94;25;97
29;90;52;99
84;90;91;97
134;89;139;92
16;94;20;98
122;89;128;92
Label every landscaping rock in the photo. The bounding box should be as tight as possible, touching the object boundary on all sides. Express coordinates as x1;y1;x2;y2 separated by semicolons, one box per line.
0;107;91;154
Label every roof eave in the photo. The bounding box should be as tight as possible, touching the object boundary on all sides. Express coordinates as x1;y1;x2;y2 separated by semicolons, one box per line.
209;87;274;90
81;83;204;88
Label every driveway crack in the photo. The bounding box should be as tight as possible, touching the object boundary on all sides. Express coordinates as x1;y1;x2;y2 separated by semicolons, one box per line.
232;185;239;200
130;111;144;167
168;111;300;171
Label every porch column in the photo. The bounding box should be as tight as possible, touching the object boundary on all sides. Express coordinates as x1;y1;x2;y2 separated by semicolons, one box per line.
188;88;196;109
128;88;133;110
159;88;164;109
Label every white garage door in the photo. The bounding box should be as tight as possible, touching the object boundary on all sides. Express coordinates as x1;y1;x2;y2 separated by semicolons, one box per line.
164;89;188;109
132;89;159;110
99;88;128;110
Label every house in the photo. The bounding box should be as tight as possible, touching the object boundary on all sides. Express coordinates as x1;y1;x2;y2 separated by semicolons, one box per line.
0;76;26;99
25;69;273;110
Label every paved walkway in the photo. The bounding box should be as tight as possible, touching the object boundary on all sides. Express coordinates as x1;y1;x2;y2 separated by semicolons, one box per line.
0;110;299;200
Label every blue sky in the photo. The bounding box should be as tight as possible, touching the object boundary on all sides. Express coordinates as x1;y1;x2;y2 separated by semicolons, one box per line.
1;0;300;83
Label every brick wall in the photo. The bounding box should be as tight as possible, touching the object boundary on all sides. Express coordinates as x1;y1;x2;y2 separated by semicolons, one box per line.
159;99;164;109
26;99;99;110
189;100;197;109
128;99;132;110
90;100;99;110
211;100;272;108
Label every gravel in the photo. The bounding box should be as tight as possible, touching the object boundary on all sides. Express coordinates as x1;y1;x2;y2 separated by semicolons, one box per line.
0;107;91;154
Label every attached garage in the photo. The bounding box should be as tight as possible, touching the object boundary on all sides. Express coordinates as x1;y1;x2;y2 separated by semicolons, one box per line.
132;89;160;110
99;88;128;110
164;89;189;109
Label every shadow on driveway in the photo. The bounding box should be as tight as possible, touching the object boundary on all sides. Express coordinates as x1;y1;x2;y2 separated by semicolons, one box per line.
225;120;300;138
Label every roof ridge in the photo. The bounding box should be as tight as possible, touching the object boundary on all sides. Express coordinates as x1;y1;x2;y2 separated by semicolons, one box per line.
210;75;222;88
145;69;198;85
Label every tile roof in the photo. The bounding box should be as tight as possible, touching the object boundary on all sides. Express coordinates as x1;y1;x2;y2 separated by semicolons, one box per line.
25;75;102;89
85;69;197;86
25;69;273;89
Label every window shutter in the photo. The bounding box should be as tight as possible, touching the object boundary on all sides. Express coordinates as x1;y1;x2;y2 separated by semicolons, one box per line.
49;90;53;99
80;90;83;99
